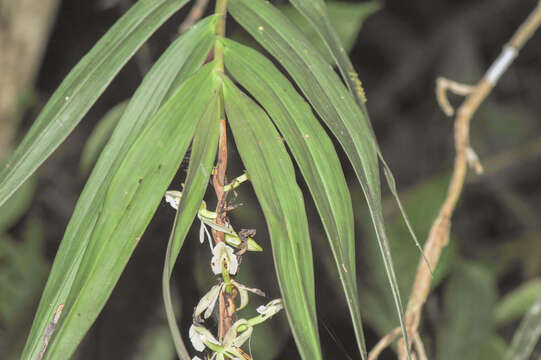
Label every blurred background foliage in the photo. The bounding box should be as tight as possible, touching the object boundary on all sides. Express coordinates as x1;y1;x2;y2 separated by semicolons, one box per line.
1;0;541;359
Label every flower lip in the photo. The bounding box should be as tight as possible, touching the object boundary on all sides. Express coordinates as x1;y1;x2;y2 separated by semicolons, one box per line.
211;242;239;275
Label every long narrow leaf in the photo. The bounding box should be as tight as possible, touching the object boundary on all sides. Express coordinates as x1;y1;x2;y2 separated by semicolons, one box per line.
0;0;190;206
223;78;322;360
42;63;222;360
22;19;218;360
288;0;368;115
222;38;366;358
162;93;220;360
228;0;411;352
290;0;424;266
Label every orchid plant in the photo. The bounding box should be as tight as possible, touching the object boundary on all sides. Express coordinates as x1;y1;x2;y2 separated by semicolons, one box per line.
1;0;418;359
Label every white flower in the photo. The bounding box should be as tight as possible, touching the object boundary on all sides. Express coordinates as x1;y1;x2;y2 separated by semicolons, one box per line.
256;298;283;319
164;190;182;210
230;279;265;311
194;283;223;320
211;242;238;275
189;323;220;352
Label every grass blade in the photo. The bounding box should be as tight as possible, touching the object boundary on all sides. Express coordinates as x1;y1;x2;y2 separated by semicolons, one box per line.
222;38;367;359
228;0;411;353
21;20;218;360
42;63;222;360
162;93;220;360
223;77;322;360
0;0;190;207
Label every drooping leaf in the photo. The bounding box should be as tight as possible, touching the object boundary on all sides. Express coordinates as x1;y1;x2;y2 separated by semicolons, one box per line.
79;101;128;176
291;0;424;275
280;1;379;64
228;0;410;350
223;77;321;360
506;289;541;360
21;19;218;360
437;263;497;360
162;92;220;360
42;63;222;360
222;38;366;358
0;0;191;207
288;0;369;115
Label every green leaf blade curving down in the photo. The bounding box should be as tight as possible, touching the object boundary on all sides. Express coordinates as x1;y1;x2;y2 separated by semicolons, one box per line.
223;78;322;360
228;0;411;352
281;1;379;65
291;0;424;269
0;0;191;207
22;19;218;360
162;93;220;360
288;0;369;115
43;63;222;360
222;38;366;358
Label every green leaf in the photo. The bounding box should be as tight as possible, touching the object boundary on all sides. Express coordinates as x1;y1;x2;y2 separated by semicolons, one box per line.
228;0;410;351
437;263;497;360
290;0;425;278
506;289;541;360
222;38;366;358
80;101;128;176
0;0;191;207
280;1;379;64
21;19;218;360
162;92;220;360
43;63;222;360
223;77;321;360
494;278;541;327
288;0;369;115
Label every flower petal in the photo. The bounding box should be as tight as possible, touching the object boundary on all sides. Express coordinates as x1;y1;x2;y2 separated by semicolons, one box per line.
211;242;239;275
189;324;205;352
256;298;283;319
165;190;181;210
194;283;223;320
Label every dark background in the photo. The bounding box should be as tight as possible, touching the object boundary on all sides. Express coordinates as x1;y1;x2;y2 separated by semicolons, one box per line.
2;0;541;359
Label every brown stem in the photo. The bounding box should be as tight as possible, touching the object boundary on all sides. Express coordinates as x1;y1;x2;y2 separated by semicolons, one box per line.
368;2;541;359
396;2;541;359
213;0;233;340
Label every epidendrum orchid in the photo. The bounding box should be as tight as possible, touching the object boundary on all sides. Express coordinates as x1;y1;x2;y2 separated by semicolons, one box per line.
165;178;283;360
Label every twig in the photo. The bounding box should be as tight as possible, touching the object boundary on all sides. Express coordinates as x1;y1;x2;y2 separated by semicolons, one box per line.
369;2;541;359
368;327;401;360
179;0;210;34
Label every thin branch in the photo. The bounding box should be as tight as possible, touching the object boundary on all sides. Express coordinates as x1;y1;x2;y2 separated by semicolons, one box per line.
368;327;402;360
369;1;541;359
397;2;541;358
179;0;211;34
